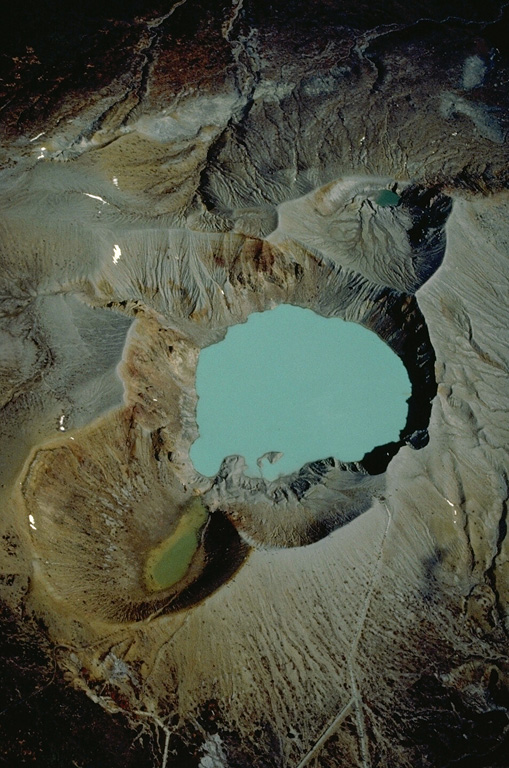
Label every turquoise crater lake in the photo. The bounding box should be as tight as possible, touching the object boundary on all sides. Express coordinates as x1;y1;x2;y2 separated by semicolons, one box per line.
190;305;411;480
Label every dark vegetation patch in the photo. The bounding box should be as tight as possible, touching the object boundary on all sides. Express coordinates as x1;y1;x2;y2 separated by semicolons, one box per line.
0;601;153;767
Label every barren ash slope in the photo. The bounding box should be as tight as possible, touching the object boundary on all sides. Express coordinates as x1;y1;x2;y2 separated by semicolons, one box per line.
0;1;508;766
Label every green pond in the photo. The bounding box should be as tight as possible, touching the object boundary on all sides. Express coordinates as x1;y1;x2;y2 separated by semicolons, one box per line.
190;305;411;480
374;189;401;207
146;498;208;591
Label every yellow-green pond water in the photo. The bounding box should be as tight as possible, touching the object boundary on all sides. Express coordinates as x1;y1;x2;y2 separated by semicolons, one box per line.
145;499;208;591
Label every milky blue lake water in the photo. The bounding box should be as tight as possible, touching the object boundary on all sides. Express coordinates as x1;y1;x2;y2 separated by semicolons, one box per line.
190;305;410;480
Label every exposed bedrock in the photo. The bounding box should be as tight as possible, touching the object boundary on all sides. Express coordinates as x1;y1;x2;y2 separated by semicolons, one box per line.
1;2;509;766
